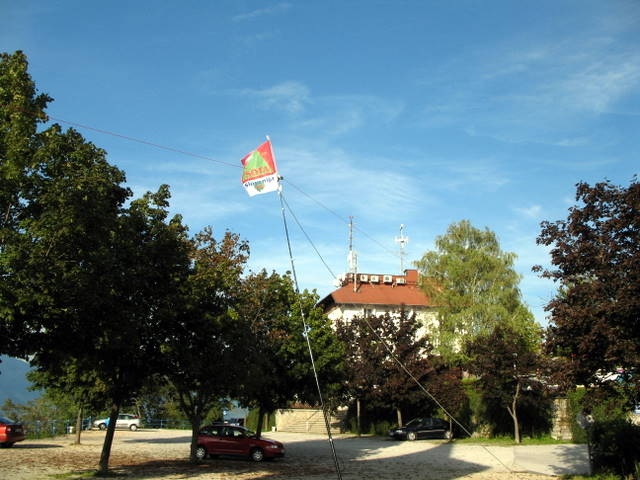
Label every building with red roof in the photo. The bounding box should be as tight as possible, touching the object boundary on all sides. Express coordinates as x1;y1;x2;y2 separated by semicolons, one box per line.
318;269;439;331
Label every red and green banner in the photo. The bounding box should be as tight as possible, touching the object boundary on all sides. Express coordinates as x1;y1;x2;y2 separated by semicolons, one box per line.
240;140;279;196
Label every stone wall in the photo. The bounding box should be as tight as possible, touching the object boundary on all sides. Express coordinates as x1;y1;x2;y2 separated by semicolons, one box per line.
275;408;346;434
551;397;573;440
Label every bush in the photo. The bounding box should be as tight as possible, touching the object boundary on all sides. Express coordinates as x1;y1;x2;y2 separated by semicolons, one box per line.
589;419;640;477
245;408;276;432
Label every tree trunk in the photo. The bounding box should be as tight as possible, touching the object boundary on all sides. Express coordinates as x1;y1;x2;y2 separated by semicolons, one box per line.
74;405;83;445
507;382;521;444
356;398;361;437
189;413;202;463
396;407;403;428
98;403;120;474
255;406;264;439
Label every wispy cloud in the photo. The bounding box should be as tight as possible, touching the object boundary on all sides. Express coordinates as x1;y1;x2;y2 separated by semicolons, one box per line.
279;144;427;220
419;157;511;192
232;3;292;22
414;21;640;146
514;204;542;220
298;94;405;135
239;81;311;114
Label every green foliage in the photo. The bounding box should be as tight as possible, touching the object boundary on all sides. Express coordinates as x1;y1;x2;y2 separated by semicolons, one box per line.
465;325;548;442
1;50;194;473
416;220;540;366
461;377;553;440
567;386;634;445
245;408;276;431
567;388;589;443
589;420;640;477
238;270;345;437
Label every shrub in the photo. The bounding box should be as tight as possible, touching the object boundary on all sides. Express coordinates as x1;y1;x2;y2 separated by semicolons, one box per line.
589;419;640;477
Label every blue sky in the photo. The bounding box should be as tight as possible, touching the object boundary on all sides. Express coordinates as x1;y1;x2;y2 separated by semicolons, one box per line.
3;0;639;325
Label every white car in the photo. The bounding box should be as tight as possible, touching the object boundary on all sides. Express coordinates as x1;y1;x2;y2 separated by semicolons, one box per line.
93;414;140;431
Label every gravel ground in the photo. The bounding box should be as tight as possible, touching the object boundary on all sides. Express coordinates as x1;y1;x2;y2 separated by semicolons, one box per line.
0;429;586;479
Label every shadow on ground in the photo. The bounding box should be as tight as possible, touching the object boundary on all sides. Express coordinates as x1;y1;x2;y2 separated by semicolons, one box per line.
69;437;499;480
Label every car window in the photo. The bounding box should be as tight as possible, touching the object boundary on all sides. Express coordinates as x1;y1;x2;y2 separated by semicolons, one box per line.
231;428;245;438
0;416;15;423
406;418;422;427
201;426;222;436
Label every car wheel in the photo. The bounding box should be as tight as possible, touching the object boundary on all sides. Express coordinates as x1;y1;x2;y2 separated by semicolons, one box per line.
444;430;453;440
195;446;208;461
129;424;138;431
250;448;265;462
407;431;417;441
0;442;14;448
98;423;107;431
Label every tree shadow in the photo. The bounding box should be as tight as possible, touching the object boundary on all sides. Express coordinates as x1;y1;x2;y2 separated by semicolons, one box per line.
88;436;505;480
9;442;63;449
513;443;590;476
122;435;192;444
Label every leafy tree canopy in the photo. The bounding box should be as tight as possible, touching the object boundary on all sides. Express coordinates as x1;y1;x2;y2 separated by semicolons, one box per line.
416;220;539;365
465;324;544;443
536;178;640;402
239;270;345;436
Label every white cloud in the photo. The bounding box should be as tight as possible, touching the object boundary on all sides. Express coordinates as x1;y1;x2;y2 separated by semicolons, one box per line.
239;81;311;114
232;3;292;22
278;143;427;220
515;204;542;220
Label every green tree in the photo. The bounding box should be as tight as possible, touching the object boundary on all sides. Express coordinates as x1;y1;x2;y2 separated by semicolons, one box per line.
465;325;543;443
27;362;109;444
240;271;345;438
1;51;191;474
1;51;52;358
162;228;251;462
415;220;539;365
535;178;640;404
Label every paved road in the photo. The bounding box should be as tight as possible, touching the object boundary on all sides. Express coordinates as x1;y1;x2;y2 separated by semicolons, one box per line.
278;432;591;477
0;429;590;479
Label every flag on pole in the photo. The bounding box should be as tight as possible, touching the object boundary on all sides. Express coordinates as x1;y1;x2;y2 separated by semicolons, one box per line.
240;139;279;196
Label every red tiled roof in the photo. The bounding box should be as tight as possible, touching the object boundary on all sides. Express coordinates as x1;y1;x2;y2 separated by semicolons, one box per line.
319;282;433;308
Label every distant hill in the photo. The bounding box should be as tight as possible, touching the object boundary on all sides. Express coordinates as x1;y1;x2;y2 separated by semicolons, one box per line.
0;356;41;407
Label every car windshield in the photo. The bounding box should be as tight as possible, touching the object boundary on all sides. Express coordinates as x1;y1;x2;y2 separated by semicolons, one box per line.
0;416;16;423
405;418;424;427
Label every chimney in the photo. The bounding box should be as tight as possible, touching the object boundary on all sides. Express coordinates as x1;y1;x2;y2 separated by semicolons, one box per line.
404;269;418;284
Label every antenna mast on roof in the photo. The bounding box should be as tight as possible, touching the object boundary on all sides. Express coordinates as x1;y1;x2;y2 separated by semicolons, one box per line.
347;216;358;274
348;217;358;292
395;224;409;273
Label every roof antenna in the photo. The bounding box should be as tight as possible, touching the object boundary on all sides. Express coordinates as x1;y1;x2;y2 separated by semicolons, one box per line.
348;217;358;292
395;224;409;274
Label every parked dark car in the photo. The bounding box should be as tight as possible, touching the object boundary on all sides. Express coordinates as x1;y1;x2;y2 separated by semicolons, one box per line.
389;417;452;441
0;416;26;448
196;423;285;462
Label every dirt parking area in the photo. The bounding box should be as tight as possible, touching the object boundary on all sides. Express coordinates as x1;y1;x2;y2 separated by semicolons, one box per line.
0;429;587;479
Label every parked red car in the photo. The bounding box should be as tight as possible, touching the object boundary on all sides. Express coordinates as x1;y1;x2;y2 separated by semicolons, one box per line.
196;423;284;462
0;416;26;448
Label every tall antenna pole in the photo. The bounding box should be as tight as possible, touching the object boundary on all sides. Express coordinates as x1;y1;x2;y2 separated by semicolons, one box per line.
348;216;358;292
395;224;409;273
277;179;343;480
